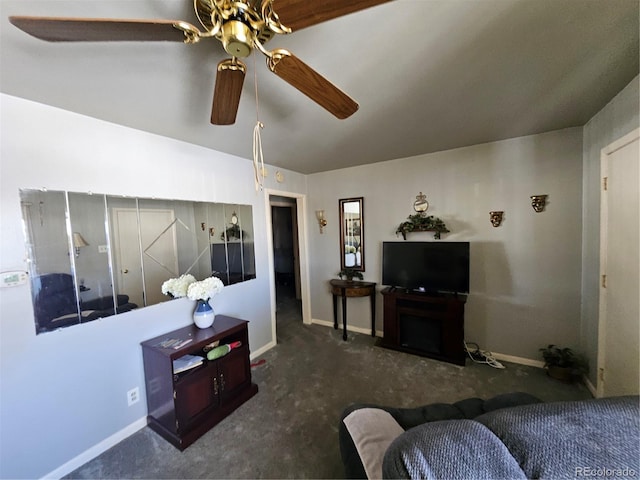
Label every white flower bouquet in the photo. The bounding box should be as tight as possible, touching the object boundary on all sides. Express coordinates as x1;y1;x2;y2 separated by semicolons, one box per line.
161;274;196;298
187;276;224;302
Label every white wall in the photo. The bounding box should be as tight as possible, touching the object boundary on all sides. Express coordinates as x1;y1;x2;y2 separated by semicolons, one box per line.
0;94;307;479
307;128;584;361
581;75;640;387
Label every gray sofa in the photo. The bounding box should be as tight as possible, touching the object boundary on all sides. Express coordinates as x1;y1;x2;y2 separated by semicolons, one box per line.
339;393;639;479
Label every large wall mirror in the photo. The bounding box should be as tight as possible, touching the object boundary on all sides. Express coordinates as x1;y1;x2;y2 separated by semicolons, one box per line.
339;197;365;272
19;189;256;334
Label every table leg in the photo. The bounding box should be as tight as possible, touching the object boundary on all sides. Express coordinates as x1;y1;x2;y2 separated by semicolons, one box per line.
341;294;348;341
370;292;376;337
332;294;338;330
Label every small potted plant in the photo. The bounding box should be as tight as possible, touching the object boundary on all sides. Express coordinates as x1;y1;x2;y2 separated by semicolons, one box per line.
539;344;588;383
338;268;364;282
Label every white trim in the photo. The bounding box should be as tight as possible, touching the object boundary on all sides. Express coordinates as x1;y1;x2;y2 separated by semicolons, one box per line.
311;318;383;337
41;418;147;480
264;189;313;348
311;320;547;367
309;321;547;369
250;339;276;360
583;375;598;398
491;352;544;368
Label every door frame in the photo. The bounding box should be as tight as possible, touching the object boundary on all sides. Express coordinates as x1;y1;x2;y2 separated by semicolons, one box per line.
597;127;640;397
270;201;302;299
264;189;312;345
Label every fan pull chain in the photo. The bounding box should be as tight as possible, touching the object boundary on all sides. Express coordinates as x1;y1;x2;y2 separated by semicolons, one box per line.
252;55;265;192
253;122;265;191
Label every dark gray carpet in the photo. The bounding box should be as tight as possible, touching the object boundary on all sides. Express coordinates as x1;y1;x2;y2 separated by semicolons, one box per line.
65;286;591;479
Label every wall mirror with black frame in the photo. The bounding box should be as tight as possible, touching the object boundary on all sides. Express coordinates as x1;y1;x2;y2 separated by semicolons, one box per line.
19;189;256;334
339;197;365;272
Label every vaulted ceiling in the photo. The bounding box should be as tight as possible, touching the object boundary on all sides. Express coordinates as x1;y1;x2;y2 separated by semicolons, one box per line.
1;0;638;174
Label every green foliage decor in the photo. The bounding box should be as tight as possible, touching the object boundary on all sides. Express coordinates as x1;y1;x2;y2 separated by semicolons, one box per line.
539;344;589;375
220;224;245;241
396;214;450;240
338;268;364;281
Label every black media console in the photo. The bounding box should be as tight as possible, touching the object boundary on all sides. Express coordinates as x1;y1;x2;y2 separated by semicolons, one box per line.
379;287;466;366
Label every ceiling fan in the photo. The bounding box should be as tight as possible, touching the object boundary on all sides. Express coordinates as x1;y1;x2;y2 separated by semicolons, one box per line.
9;0;392;125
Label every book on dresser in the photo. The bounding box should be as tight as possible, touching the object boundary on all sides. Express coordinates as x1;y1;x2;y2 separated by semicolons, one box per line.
172;354;204;374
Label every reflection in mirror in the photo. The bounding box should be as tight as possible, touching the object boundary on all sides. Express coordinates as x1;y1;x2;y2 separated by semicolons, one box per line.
339;197;365;272
213;205;256;285
108;195;144;307
21;190;80;332
19;189;256;334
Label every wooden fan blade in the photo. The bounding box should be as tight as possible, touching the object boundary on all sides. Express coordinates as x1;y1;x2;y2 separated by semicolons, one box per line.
272;0;393;31
268;50;358;119
211;59;246;125
9;16;193;42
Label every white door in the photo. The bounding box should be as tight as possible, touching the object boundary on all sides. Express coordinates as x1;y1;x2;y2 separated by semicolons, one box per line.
598;128;640;397
112;208;178;307
112;208;144;306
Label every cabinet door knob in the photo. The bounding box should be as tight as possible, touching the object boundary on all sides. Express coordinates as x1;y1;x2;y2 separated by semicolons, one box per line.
213;377;219;395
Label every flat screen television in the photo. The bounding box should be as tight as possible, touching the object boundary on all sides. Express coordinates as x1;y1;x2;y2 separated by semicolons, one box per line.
382;242;470;294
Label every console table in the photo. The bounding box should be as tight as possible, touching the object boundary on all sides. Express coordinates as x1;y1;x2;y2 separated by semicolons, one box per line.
330;279;376;340
141;316;258;450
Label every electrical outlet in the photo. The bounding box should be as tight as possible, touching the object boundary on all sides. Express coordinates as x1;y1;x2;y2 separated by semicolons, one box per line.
98;245;108;253
127;387;140;406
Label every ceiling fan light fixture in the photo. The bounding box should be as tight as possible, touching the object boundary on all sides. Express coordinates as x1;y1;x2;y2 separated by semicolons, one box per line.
221;20;253;57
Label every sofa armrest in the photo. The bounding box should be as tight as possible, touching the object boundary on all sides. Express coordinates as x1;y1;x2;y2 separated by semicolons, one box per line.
382;419;527;479
339;392;541;479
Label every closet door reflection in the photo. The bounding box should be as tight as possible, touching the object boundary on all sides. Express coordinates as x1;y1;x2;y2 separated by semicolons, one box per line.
108;196;144;307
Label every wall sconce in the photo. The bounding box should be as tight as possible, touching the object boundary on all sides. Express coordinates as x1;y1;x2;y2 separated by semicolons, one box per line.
489;211;504;227
72;232;89;257
316;210;327;233
530;195;548;213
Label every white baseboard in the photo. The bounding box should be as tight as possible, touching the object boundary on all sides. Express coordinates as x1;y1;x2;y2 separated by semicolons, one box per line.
42;417;147;480
250;340;276;360
311;318;383;338
491;352;545;368
311;319;547;367
44;340;275;479
583;375;598;397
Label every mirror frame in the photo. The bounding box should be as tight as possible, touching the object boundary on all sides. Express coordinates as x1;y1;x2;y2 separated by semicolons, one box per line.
19;189;256;334
339;197;365;272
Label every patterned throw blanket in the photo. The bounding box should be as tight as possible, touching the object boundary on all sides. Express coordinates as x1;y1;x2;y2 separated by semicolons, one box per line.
382;396;639;479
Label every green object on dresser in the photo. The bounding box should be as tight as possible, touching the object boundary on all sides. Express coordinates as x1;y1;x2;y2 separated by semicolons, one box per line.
207;341;242;360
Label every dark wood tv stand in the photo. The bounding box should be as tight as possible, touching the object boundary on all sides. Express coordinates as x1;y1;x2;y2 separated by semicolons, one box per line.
379;287;466;366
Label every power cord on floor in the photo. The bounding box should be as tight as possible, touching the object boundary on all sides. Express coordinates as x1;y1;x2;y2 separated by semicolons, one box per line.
464;341;505;369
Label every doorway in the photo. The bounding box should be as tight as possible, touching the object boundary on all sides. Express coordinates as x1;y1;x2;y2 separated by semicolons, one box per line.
598;127;639;397
270;196;302;337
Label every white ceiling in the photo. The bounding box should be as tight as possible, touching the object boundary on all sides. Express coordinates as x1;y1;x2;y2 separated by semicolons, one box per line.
1;0;638;174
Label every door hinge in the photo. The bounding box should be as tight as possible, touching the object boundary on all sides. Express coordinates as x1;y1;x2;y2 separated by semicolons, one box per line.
599;368;605;382
603;177;608;191
602;274;607;288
